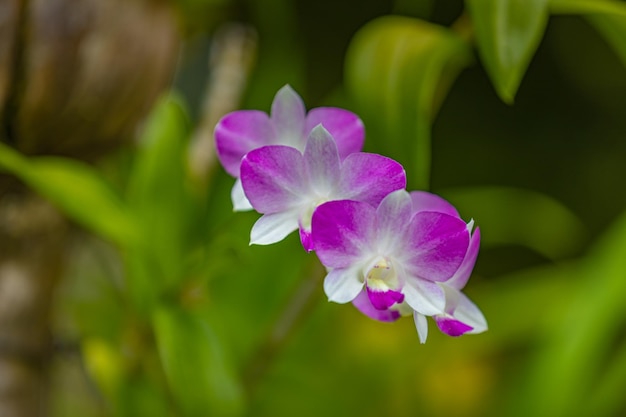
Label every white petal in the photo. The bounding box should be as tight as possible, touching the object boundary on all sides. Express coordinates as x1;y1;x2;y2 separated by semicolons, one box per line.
452;290;488;334
231;178;254;212
250;211;299;245
413;311;428;344
403;279;446;316
271;85;306;149
323;265;364;304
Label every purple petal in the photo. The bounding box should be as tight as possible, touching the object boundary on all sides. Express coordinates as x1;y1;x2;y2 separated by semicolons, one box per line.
402;279;446;316
303;126;341;194
299;226;314;252
409;191;459;217
323;266;365;303
366;285;404;310
404;212;469;282
250;210;300;245
240;145;307;213
271;85;306;149
338;154;406;206
305;107;365;159
231;178;254;212
413;312;429;344
352;290;401;322
215;110;275;177
434;316;473;337
445;227;481;290
311;200;376;269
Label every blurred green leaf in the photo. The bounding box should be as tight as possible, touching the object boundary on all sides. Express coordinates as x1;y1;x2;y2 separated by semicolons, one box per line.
126;94;191;304
0;143;138;246
586;341;626;417
393;0;435;19
153;306;245;417
550;0;626;68
466;0;549;103
82;338;171;417
441;186;586;259
245;0;305;107
516;208;626;417
346;16;471;190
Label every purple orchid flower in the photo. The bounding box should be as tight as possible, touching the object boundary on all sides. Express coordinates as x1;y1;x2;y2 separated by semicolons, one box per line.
214;85;365;211
239;125;406;251
311;189;486;343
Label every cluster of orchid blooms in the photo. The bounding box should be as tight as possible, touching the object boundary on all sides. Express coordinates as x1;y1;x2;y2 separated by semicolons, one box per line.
214;85;487;343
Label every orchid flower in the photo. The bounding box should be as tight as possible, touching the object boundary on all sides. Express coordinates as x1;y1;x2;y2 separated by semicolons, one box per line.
239;125;406;251
311;189;486;343
214;85;365;211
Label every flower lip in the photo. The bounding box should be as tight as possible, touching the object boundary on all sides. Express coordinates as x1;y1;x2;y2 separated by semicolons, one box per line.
434;316;474;337
364;257;405;310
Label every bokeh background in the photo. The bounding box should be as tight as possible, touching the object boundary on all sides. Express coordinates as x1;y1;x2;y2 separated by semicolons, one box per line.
2;0;626;416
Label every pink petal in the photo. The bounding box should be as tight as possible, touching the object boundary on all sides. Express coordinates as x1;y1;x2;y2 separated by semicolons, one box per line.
305;107;365;159
214;110;275;177
445;227;481;290
404;212;470;282
240;145;307;213
303;126;341;194
271;85;306;149
409;191;459;217
311;200;376;269
298;226;314;252
352;290;401;322
338;154;406;206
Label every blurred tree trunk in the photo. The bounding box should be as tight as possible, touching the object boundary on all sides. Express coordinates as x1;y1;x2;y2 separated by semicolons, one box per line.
0;0;180;415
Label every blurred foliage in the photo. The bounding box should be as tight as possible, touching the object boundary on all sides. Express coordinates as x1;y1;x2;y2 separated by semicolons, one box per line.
1;0;626;416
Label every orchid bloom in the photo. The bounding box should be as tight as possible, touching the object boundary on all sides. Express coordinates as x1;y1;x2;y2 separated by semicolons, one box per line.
214;85;365;211
311;189;486;343
239;125;406;251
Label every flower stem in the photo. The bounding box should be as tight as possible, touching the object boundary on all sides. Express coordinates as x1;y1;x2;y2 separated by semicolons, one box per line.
242;256;325;394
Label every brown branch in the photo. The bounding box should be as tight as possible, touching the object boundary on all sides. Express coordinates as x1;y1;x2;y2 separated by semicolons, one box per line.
188;23;257;184
0;191;67;417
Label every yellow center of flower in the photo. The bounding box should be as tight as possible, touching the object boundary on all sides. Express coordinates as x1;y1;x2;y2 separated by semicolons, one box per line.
365;257;398;290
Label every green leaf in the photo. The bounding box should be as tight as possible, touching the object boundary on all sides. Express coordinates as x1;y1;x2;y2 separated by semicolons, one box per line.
550;0;626;68
466;0;549;103
440;186;586;259
126;94;191;294
82;337;171;417
516;208;626;417
0;143;138;246
153;306;245;417
345;16;472;190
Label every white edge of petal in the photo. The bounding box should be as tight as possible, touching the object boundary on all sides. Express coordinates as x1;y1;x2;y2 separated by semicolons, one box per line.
231;178;254;212
455;291;488;334
413;312;428;344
